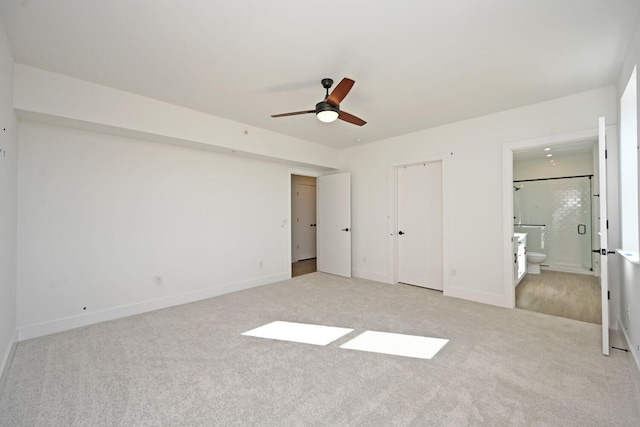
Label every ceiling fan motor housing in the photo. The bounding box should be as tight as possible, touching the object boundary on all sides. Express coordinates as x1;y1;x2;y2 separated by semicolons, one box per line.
315;101;339;114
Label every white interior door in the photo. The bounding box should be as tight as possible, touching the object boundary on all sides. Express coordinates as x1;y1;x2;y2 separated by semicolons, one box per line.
317;173;351;277
397;162;443;290
295;183;317;260
597;117;610;356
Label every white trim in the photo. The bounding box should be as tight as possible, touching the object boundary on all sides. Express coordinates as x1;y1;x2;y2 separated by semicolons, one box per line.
616;249;640;264
540;266;596;275
445;286;506;307
18;273;289;341
288;168;324;268
0;329;18;388
352;269;394;284
502;127;600;308
288;168;325;178
618;317;640;377
388;154;449;294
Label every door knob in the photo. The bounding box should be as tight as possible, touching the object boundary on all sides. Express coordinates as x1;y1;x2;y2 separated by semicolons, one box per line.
398;231;405;235
342;228;350;232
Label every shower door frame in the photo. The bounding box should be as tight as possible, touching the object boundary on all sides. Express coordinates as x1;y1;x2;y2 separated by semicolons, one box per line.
513;174;594;274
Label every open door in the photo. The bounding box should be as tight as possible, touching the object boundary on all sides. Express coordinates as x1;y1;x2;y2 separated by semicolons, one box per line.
317;172;351;277
597;117;610;356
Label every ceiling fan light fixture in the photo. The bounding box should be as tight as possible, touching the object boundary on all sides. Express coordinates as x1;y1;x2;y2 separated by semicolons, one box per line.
315;101;339;123
271;78;365;126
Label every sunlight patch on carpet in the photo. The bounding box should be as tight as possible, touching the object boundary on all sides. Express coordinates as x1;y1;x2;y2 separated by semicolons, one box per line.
242;321;353;346
340;330;449;359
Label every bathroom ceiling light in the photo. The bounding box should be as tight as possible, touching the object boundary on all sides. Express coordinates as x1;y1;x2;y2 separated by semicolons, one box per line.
544;147;551;151
546;154;553;157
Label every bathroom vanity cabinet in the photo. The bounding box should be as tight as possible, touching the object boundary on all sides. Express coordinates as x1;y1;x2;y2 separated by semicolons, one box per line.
514;233;527;286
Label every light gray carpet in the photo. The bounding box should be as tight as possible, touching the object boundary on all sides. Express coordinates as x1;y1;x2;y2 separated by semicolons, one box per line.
1;272;639;426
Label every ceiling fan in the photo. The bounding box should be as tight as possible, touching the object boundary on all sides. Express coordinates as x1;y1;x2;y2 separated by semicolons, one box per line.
271;77;367;126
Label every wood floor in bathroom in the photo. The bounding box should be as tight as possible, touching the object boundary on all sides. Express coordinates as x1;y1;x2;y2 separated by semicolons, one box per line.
516;270;601;324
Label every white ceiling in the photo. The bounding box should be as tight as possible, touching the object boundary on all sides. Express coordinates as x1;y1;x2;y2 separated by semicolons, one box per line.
513;139;595;160
1;0;639;149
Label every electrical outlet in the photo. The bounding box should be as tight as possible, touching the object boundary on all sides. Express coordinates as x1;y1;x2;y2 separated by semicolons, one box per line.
154;276;163;286
451;269;457;276
259;260;263;268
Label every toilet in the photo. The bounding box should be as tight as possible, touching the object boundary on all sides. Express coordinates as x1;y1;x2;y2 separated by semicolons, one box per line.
526;252;546;274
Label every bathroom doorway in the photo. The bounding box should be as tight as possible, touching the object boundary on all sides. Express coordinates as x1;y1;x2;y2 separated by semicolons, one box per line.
509;139;601;323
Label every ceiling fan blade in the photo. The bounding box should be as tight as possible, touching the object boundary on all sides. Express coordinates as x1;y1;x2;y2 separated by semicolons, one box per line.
326;78;355;107
338;110;367;126
271;110;315;118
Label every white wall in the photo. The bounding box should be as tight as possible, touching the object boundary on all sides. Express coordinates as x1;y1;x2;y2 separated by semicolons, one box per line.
616;11;640;371
13;65;340;171
17;120;305;339
0;15;17;378
12;65;344;340
343;87;616;307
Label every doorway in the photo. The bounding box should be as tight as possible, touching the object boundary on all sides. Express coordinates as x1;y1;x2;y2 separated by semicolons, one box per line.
291;175;317;277
510;140;599;322
503;124;609;320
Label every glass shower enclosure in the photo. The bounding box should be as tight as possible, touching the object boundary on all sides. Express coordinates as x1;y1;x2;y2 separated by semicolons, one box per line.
513;175;593;274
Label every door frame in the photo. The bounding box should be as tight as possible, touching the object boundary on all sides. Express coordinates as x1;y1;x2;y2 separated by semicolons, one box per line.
291;175;317;262
501;127;608;308
288;169;323;277
388;154;449;293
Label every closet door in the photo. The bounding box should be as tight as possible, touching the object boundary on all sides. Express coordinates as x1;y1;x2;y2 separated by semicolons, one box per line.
397;161;443;290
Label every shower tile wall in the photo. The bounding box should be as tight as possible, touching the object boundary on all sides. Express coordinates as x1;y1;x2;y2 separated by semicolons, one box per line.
514;176;592;273
547;178;592;270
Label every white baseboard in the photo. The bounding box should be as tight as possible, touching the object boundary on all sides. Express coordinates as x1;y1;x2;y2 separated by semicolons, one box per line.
444;286;508;308
18;272;290;341
541;265;595;276
351;269;393;284
0;329;18;388
618;317;640;377
351;272;507;308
